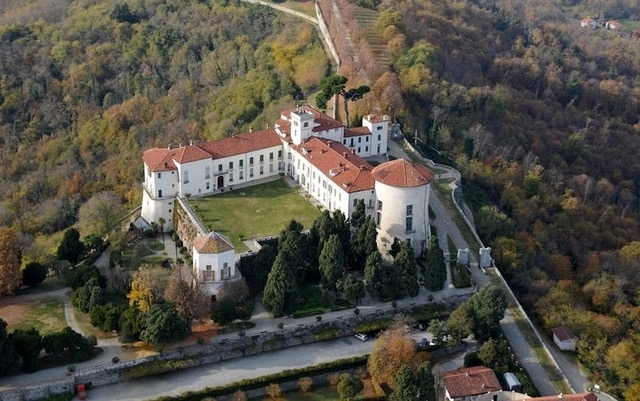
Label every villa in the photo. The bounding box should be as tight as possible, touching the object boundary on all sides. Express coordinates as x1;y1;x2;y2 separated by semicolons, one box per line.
140;106;434;292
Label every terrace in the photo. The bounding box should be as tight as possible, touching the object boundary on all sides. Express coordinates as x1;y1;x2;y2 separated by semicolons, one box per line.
187;179;321;252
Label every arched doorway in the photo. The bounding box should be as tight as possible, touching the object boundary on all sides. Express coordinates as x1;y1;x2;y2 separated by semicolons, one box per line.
217;175;224;189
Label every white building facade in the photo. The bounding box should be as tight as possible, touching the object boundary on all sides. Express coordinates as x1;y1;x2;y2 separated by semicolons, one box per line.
140;106;432;289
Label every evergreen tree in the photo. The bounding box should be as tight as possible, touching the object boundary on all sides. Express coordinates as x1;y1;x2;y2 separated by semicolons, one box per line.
394;240;419;297
319;234;344;292
423;236;446;291
391;365;419;401
390;237;402;259
279;221;308;281
56;228;85;265
262;252;299;317
141;302;190;347
448;303;474;343
337;274;365;304
0;319;18;377
364;250;386;300
350;199;366;229
22;262;47;287
119;306;145;343
415;361;436;401
11;328;42;372
71;277;105;313
469;285;507;342
352;217;378;269
332;210;351;262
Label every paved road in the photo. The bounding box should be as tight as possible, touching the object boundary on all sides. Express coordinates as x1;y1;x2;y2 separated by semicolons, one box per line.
88;336;372;400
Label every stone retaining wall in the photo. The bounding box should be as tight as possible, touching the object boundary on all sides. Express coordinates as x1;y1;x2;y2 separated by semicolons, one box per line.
0;298;468;401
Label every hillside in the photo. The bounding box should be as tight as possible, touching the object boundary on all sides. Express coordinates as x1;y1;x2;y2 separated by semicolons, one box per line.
0;0;328;241
345;0;639;396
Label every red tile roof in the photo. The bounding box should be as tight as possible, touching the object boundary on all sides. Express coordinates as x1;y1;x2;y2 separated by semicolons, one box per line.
193;232;233;254
344;127;371;137
197;129;282;159
293;137;374;193
371;158;434;188
143;148;179;172
173;144;212;164
443;366;501;399
553;326;575;342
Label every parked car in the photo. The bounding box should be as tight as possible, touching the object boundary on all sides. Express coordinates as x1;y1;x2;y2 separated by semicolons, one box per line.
354;333;368;342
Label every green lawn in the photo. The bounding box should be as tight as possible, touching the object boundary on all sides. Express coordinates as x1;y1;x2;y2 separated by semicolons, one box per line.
9;298;67;335
188;179;320;251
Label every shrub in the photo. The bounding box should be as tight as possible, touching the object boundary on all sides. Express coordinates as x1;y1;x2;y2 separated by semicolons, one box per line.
337;373;363;399
327;373;341;387
22;262;47;287
298;377;313;393
391;301;397;308
316;315;322;322
354;308;360;315
232;391;247;401
277;322;284;330
112;356;120;363
266;383;282;399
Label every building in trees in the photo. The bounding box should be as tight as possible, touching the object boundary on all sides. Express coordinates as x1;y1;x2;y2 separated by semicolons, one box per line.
140;106;433;293
442;366;501;401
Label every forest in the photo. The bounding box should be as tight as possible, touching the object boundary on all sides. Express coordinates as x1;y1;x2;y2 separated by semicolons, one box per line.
0;0;639;397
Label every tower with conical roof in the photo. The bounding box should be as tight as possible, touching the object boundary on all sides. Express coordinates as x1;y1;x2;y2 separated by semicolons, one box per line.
371;158;434;258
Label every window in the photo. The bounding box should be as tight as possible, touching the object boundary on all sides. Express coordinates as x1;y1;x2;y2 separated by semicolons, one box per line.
278;150;282;159
353;199;358;207
183;170;189;184
357;147;361;153
204;265;213;281
249;168;254;178
378;134;381;140
222;263;231;279
377;126;383;130
350;138;354;146
260;166;264;175
158;190;162;197
239;170;244;180
269;164;274;173
218;164;223;172
365;146;369;152
259;155;264;163
406;217;413;232
377;200;383;210
406;205;413;216
366;136;369;142
249;157;254;166
343;139;347;145
240;159;244;167
157;172;161;179
303;122;309;127
229;161;234;170
229;173;233;182
358;137;362;143
269;152;273;161
377;211;382;226
206;182;210;190
205;166;210;179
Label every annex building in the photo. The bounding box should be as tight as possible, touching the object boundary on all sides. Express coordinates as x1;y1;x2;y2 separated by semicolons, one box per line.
140;106;434;291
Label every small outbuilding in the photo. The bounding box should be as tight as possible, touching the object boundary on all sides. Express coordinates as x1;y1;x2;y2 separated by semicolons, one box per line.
503;372;522;392
553;326;576;351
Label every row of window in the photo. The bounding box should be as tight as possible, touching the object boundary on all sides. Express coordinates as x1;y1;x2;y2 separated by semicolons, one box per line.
203;262;232;281
181;153;283;185
341;134;383;147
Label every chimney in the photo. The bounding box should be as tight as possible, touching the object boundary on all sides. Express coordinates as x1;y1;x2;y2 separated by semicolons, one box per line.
249;126;253;133
351;149;355;154
190;139;193;146
168;143;172;150
360;165;365;170
327;141;332;147
342;152;347;157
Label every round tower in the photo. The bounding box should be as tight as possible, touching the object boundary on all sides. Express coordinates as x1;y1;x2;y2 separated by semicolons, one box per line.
371;158;434;258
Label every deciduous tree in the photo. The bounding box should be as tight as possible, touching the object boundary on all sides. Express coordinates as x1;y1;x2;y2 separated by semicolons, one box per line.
367;326;418;393
448;303;474;343
78;191;126;238
469;285;507;342
165;270;209;324
128;265;169;313
0;228;22;296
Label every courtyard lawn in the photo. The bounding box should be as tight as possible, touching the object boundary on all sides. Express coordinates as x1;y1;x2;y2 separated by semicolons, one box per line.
188;179;320;252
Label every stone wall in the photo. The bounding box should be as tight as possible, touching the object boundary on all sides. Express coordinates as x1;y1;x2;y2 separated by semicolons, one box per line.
0;299;467;401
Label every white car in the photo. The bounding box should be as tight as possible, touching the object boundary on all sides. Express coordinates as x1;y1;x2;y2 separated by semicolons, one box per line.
354;333;368;342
